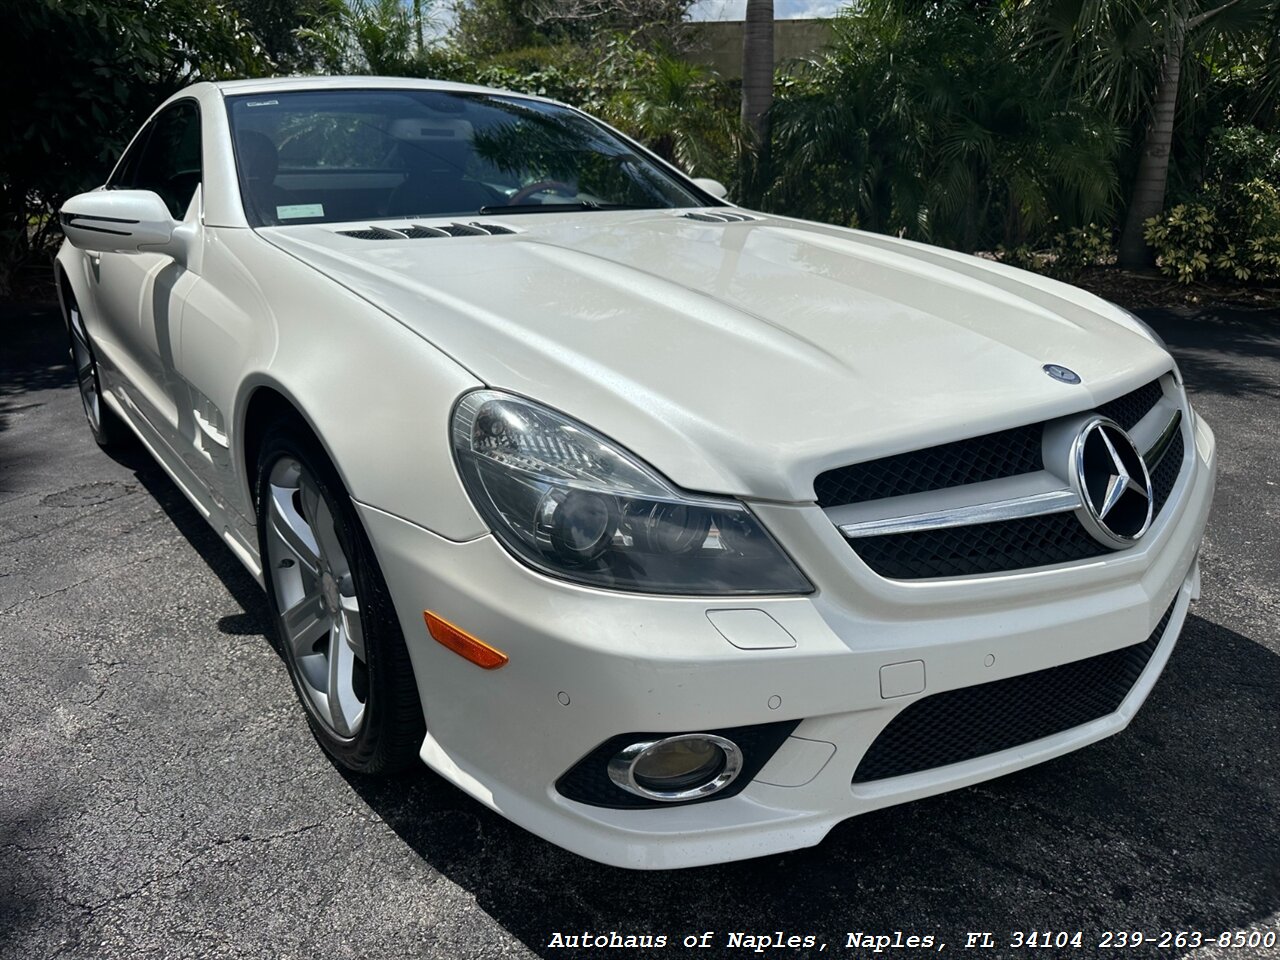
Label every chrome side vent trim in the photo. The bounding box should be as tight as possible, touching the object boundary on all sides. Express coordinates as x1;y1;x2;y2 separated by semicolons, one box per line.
338;221;517;240
680;210;758;223
337;226;408;240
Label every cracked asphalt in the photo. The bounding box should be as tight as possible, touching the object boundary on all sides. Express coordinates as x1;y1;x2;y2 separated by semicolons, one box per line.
1;300;1277;960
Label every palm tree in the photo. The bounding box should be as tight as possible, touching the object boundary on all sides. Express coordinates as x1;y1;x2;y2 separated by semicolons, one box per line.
767;5;1119;248
741;0;774;145
607;52;738;178
1031;0;1277;267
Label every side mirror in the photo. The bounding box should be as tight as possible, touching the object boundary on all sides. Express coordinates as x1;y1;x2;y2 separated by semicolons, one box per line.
691;178;729;201
60;190;188;261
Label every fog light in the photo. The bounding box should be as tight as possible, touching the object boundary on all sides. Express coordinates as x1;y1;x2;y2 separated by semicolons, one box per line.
607;734;742;802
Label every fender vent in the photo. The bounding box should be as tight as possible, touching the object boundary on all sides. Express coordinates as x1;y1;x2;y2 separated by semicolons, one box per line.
681;210;758;223
337;222;516;240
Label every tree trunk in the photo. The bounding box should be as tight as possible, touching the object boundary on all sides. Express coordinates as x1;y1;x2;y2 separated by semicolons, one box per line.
740;0;774;205
741;0;774;144
1118;21;1185;269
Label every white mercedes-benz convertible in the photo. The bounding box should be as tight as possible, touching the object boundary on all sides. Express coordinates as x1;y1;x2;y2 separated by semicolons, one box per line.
57;77;1216;869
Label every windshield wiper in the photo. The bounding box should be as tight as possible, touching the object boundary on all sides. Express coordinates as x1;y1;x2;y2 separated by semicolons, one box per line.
477;201;650;215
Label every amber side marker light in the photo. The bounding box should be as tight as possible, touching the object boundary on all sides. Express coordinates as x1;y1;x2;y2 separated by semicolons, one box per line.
424;611;509;669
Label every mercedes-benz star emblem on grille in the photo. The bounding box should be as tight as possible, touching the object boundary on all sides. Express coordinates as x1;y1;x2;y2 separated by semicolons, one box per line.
1071;417;1154;548
1043;363;1082;384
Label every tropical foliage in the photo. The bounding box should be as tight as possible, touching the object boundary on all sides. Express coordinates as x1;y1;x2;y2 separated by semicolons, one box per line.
0;0;269;295
3;0;1279;297
768;4;1122;250
1144;125;1280;282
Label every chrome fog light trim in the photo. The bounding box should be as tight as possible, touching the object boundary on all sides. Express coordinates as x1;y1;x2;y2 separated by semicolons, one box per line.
607;734;743;802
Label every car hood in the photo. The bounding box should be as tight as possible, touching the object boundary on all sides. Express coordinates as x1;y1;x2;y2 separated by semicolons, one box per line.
258;210;1171;501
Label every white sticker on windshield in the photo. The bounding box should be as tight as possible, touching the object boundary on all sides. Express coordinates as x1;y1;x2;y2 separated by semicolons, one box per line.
277;204;324;219
245;99;279;107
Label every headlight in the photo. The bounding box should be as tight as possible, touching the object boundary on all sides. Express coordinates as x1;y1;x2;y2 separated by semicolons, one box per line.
451;390;812;595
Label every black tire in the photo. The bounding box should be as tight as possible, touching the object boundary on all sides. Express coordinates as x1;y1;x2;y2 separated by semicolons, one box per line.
64;289;130;448
254;418;425;774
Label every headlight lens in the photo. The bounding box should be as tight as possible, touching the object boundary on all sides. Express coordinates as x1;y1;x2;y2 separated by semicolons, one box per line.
451;390;812;595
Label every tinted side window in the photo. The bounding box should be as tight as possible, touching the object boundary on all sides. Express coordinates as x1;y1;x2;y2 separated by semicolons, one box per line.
131;101;203;218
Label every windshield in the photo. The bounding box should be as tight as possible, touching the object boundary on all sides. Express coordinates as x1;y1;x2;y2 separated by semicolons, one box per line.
225;89;711;226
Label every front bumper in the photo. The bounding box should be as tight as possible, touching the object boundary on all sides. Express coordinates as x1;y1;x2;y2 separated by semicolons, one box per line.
357;411;1216;870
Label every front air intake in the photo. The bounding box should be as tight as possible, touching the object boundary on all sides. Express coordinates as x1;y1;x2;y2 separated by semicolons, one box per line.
852;598;1178;783
680;211;758;223
337;222;516;240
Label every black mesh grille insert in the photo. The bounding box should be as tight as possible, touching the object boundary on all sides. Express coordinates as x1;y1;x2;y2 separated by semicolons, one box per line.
1150;430;1185;515
400;225;449;238
852;512;1110;579
815;424;1043;507
852;598;1178;783
1097;378;1165;430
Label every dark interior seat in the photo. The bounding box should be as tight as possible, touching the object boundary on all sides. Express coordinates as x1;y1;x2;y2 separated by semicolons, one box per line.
236;131;292;224
385;138;502;218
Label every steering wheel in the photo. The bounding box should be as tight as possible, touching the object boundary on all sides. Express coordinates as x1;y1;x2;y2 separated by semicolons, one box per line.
507;180;575;205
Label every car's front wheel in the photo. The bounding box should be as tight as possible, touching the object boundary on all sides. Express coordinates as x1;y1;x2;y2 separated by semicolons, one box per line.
64;291;129;448
255;420;424;774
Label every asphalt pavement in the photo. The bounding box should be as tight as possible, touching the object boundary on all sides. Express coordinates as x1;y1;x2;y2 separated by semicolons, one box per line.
1;300;1277;960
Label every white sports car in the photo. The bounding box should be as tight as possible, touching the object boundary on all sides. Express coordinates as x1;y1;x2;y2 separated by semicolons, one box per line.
57;76;1216;870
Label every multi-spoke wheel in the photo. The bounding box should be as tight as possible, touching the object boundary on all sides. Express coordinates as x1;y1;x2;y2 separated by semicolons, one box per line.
255;421;424;773
64;290;128;447
266;457;369;738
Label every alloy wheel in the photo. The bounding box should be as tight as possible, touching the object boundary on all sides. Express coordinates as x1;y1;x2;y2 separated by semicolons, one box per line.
264;456;368;738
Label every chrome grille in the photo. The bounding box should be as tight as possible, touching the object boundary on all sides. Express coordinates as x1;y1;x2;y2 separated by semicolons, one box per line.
825;376;1186;579
816;378;1162;509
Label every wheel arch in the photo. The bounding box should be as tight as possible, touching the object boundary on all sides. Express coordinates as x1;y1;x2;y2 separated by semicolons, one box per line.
237;378;347;510
53;256;80;333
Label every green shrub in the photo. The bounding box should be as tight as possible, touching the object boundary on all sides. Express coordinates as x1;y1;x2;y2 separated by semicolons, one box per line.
997;223;1114;280
1144;204;1217;284
1145;127;1280;284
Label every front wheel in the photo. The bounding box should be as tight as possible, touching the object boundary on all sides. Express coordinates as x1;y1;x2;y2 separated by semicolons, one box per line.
255;421;424;774
65;292;129;448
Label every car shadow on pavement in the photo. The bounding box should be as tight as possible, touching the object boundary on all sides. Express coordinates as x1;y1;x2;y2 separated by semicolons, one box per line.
1141;307;1280;401
100;440;274;640
339;610;1280;957
0;302;74;441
